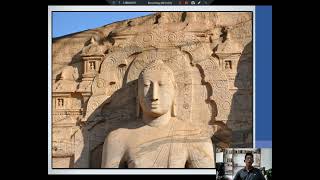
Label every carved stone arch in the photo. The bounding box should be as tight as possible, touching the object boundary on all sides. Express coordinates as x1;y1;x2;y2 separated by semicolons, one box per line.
194;57;231;121
185;54;232;147
84;47;142;122
179;37;232;123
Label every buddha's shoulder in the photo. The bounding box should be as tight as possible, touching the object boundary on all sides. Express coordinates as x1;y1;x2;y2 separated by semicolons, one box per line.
107;120;145;136
107;128;131;140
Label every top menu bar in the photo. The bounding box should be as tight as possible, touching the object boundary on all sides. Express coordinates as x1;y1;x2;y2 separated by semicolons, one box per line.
48;0;273;5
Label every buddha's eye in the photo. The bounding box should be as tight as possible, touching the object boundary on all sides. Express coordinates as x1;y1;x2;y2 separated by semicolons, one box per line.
144;82;150;87
159;81;165;86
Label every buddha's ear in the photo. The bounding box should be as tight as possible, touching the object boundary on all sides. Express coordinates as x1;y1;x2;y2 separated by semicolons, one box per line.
173;81;178;90
171;98;177;117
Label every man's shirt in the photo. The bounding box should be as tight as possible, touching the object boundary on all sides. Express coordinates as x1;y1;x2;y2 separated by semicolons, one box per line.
233;167;266;180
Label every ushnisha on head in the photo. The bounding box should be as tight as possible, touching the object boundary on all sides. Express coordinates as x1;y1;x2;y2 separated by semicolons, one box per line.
137;60;177;119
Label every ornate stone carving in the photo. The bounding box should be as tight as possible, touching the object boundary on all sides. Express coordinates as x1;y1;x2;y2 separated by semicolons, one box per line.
51;12;253;168
53;66;79;92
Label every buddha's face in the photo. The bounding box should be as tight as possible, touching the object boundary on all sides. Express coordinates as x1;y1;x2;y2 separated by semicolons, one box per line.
138;70;175;118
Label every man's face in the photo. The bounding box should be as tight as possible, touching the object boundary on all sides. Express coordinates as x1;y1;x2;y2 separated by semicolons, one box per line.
244;155;254;167
138;70;175;117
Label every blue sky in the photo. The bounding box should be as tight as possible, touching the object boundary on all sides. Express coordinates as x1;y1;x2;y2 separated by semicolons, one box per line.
52;12;154;38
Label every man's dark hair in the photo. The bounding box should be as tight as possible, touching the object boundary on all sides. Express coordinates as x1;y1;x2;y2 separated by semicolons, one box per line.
245;152;253;159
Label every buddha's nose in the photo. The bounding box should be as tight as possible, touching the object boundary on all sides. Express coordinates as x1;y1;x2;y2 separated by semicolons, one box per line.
151;83;159;101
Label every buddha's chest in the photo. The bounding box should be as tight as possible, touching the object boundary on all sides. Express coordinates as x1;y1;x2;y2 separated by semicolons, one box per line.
124;122;212;168
126;137;189;168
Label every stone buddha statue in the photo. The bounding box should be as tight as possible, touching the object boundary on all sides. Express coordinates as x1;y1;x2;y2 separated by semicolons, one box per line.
101;60;215;168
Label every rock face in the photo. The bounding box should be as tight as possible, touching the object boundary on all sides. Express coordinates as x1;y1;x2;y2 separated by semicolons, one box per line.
51;12;253;168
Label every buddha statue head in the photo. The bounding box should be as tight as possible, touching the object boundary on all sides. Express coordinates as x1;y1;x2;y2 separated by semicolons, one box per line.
137;60;177;123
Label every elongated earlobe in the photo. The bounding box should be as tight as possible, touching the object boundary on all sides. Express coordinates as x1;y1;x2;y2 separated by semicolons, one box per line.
136;98;140;118
171;99;177;117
